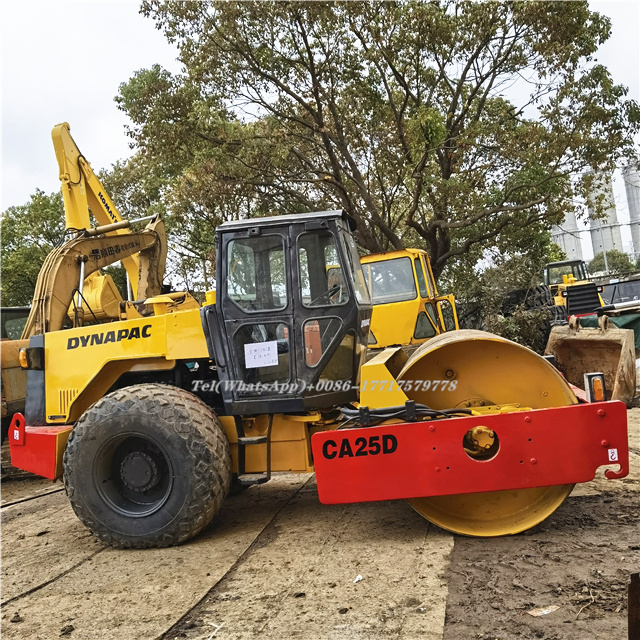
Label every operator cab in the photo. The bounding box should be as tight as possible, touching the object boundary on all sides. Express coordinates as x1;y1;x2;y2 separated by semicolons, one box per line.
544;260;590;289
201;210;372;415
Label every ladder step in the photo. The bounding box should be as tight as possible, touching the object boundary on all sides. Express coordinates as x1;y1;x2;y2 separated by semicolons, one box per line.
238;436;268;445
237;473;270;486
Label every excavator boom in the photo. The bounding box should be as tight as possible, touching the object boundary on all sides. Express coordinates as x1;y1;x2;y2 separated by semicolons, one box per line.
1;124;169;439
52;122;144;298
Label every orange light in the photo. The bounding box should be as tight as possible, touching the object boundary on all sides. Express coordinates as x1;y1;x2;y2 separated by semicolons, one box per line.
592;377;605;402
18;348;28;369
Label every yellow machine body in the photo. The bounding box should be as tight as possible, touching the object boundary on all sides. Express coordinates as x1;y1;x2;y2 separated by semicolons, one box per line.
1;338;29;420
37;305;322;475
1;124;171;431
361;248;458;349
6;145;628;546
220;413;320;475
36;298;590;537
551;277;605;309
43;308;206;424
544;260;605;309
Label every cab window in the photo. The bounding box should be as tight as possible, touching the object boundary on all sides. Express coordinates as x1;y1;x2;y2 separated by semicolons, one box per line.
414;258;429;298
227;236;287;312
361;257;417;304
341;232;371;305
298;231;348;307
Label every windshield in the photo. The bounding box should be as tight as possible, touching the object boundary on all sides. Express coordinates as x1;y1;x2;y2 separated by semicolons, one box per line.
361;257;417;304
227;235;287;311
547;262;588;285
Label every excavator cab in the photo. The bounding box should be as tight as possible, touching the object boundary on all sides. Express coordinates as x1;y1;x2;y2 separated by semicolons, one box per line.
201;210;372;415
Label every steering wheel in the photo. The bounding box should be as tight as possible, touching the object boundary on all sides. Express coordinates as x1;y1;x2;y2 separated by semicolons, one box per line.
309;284;342;306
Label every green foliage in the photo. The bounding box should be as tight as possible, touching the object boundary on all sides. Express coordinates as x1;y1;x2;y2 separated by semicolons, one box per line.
113;0;639;285
589;250;634;276
548;243;568;263
485;307;549;353
442;228;561;328
0;191;66;306
7;3;633;301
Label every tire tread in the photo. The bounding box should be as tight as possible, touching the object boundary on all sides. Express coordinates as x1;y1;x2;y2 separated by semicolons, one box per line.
63;384;232;549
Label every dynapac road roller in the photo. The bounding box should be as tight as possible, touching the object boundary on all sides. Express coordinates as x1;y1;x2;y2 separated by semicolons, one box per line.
9;210;629;547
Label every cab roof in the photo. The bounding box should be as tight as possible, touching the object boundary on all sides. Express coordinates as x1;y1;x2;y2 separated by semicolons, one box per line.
361;248;429;263
217;210;356;232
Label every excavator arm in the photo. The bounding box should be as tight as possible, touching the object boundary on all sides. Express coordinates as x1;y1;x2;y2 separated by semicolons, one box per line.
19;122;169;338
52;122;145;298
21;218;166;339
2;124;171;441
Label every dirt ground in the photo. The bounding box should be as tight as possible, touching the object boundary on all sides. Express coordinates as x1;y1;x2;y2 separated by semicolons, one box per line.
1;410;638;640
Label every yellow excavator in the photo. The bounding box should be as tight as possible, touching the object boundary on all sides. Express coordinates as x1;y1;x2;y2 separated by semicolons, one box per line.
9;206;629;547
1;123;186;440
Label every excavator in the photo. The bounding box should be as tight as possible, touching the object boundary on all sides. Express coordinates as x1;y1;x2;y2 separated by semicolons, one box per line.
1;122;188;441
8;204;629;547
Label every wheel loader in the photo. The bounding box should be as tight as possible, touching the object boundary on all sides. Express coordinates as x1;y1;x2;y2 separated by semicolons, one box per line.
544;259;604;316
8;209;629;548
361;248;458;350
541;260;636;406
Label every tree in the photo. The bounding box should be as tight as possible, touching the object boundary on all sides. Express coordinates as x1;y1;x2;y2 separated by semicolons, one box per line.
116;0;639;281
589;250;634;276
0;191;66;306
1;189;129;307
448;229;564;329
548;243;568;264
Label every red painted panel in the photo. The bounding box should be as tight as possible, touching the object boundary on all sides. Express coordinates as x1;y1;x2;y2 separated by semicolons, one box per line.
311;401;629;504
9;414;72;480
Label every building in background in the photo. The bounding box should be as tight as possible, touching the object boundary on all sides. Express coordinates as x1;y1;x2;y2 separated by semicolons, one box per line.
551;211;584;260
587;171;624;257
624;161;640;260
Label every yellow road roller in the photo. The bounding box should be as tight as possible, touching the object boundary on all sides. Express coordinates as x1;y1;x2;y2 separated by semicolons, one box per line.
9;210;629;547
361;248;458;349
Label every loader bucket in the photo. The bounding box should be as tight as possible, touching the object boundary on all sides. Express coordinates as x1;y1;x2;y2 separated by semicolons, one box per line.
545;322;636;407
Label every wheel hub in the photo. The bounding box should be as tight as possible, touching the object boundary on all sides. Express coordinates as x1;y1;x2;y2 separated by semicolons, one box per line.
463;425;499;460
120;451;159;492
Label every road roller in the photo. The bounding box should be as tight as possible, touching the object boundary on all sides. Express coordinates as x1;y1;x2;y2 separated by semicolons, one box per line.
8;210;629;548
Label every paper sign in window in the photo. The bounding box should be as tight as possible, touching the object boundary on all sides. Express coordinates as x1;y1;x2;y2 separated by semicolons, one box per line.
245;340;278;368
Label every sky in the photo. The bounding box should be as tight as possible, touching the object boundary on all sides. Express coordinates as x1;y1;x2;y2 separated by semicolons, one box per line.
1;1;183;210
1;0;639;258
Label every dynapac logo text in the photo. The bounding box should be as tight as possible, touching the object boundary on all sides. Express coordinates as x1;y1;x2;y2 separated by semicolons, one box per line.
67;324;152;349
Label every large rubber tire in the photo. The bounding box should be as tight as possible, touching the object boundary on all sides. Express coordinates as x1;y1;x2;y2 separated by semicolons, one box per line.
524;284;553;310
63;384;232;548
549;304;568;324
537;305;569;353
